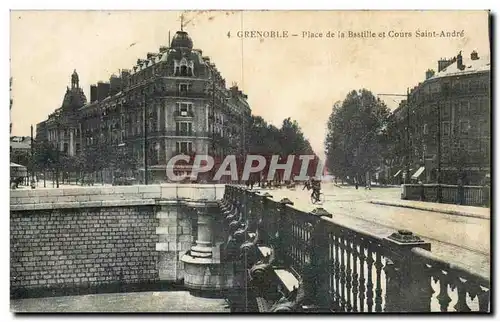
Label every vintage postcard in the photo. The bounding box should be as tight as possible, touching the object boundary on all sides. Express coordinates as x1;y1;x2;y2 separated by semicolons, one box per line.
9;10;491;313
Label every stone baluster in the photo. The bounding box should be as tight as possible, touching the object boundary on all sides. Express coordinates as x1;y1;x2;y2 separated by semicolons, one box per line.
190;206;214;259
365;242;374;312
351;239;359;312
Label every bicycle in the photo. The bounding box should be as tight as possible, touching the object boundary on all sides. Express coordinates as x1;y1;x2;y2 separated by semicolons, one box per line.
310;191;325;204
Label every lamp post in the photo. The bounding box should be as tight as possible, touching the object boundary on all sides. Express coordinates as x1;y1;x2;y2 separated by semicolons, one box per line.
117;142;126;185
55;120;60;189
30;125;35;189
143;89;149;185
437;101;442;202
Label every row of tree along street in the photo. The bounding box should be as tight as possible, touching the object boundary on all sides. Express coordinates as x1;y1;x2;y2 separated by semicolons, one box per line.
29;116;316;187
325;89;392;186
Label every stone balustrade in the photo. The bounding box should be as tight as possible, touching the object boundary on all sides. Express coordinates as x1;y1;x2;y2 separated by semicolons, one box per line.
221;186;491;313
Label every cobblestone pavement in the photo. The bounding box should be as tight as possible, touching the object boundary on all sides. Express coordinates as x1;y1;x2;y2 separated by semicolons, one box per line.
11;291;230;312
262;184;490;278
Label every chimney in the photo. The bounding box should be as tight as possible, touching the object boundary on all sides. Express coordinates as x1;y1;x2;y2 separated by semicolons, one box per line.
471;50;479;60
97;82;110;101
90;84;98;103
457;51;464;70
425;69;435;80
109;75;121;96
121;69;131;79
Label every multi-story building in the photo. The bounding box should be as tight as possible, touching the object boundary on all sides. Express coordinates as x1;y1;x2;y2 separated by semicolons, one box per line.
389;50;490;185
36;29;251;183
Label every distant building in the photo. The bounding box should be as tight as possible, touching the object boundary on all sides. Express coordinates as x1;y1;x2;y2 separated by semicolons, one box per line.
10;136;31;166
36;29;251;183
389;50;490;185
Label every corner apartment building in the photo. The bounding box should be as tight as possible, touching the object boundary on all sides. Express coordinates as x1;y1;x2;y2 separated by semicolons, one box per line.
390;50;490;185
36;29;251;182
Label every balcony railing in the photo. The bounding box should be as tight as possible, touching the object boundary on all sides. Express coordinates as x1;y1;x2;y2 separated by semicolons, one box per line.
126;130;211;138
220;186;491;313
160;91;207;99
174;111;195;118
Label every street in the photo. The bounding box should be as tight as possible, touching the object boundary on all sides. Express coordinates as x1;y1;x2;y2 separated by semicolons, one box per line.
262;183;490;278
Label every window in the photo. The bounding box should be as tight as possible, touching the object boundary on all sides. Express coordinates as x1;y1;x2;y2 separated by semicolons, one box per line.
176;141;193;154
176;122;193;135
423;124;428;135
470;99;479;114
442;102;451;119
179;83;190;95
442;121;450;136
460;121;469;135
63;143;69;154
180;65;188;76
460;101;469;116
479;98;489;114
177;102;193;116
174;59;194;77
442;145;450;158
155;142;160;164
479;120;489;136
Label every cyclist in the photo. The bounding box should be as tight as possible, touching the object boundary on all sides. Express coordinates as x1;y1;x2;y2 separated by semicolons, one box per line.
303;178;311;191
311;177;321;202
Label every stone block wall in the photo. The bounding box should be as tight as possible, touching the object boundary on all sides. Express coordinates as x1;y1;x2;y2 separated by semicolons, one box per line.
10;205;158;297
155;202;194;282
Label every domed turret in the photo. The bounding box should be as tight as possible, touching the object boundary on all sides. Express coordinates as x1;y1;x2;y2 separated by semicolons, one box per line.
170;31;193;50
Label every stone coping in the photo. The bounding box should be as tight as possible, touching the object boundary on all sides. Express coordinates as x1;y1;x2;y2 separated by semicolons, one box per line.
10;198;221;212
11;184;226;207
11;184;225;198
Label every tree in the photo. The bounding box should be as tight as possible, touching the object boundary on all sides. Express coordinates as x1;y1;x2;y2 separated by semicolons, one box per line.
77;141;113;184
244;115;317;183
33;140;58;187
324;90;391;183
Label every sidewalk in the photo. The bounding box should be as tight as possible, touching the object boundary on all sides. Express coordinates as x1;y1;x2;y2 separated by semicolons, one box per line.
369;199;490;220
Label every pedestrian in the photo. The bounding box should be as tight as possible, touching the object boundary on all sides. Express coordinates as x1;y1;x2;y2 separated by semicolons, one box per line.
419;180;425;201
457;177;464;205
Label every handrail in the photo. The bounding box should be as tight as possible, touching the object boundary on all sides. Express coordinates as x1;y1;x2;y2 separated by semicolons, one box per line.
411;247;490;287
320;216;386;244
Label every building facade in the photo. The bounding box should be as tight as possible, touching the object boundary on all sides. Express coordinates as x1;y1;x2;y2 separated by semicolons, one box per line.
37;29;251;183
389;50;490;185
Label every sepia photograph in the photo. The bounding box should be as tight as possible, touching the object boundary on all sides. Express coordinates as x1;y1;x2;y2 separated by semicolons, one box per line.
9;9;491;313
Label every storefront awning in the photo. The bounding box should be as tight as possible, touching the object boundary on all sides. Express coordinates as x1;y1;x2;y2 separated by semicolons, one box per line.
411;167;425;179
393;170;402;178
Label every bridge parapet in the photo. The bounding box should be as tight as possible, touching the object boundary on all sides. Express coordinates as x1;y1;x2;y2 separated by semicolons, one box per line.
10;184;226;211
10;184;225;299
221;185;491;313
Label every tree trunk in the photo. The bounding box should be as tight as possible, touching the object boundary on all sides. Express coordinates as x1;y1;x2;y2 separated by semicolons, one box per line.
43;169;46;188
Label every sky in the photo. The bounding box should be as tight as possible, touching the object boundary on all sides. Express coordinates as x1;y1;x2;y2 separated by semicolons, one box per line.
10;10;490;161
